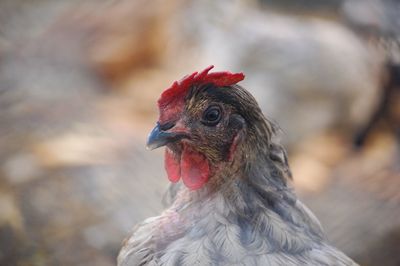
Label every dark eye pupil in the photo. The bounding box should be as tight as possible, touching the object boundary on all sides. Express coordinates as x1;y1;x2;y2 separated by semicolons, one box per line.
206;109;220;121
202;106;222;126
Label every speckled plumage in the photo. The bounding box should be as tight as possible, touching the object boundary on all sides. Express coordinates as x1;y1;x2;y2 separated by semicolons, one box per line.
118;72;358;266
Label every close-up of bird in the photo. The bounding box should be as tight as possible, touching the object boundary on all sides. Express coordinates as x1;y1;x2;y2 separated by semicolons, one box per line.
2;1;400;265
118;66;358;266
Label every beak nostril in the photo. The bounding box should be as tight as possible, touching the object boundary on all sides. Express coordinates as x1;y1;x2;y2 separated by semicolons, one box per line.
146;122;187;150
159;121;175;131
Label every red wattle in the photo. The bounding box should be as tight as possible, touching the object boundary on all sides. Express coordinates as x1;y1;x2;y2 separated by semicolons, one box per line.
180;145;210;190
165;148;181;183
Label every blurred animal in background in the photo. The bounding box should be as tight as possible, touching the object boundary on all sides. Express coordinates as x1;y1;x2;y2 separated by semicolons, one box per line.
118;66;358;265
342;0;400;149
353;61;400;148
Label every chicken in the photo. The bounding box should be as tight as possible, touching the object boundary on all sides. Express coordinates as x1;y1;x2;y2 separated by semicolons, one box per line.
118;66;358;266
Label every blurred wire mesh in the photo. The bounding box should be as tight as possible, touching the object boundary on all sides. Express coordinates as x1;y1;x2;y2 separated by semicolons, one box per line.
0;0;399;265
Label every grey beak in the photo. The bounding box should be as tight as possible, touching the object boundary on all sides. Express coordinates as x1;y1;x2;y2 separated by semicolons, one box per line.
146;123;187;150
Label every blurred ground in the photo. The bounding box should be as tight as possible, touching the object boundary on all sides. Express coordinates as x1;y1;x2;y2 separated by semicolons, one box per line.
0;0;399;265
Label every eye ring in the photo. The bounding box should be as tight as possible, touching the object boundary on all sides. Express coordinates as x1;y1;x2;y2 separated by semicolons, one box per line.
201;105;222;126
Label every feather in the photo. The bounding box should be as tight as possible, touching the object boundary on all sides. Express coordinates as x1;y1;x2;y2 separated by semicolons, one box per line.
212;222;246;261
308;245;358;266
118;67;358;266
159;240;185;266
181;238;213;266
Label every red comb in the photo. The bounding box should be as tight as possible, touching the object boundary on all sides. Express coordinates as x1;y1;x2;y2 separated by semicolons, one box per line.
158;65;245;109
157;65;244;124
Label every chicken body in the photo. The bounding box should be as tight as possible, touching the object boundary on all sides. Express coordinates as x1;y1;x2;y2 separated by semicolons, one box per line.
118;67;357;266
119;186;355;265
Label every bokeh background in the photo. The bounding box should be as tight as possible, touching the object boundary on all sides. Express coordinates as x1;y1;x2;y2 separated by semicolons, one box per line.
0;0;399;265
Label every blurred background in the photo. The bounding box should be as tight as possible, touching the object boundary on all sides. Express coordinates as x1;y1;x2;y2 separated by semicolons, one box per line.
0;0;399;265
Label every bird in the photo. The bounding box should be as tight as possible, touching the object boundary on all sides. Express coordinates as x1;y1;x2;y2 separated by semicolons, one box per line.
118;66;358;266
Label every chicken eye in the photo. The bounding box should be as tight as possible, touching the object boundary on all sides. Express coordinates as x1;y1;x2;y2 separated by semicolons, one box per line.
202;106;222;126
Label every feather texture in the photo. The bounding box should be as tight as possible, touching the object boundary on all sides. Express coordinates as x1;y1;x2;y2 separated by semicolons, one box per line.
118;70;358;265
119;183;357;265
